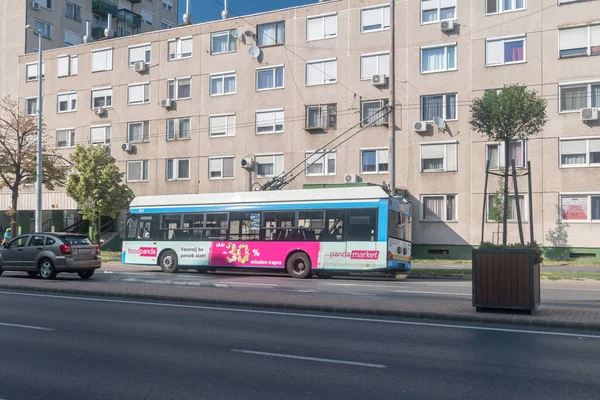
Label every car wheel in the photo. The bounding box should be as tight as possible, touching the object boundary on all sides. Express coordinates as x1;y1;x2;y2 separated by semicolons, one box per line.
160;250;179;273
286;252;312;279
27;271;38;278
78;270;95;280
38;258;57;280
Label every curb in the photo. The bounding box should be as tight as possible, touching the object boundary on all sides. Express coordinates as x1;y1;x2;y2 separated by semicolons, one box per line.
2;283;599;332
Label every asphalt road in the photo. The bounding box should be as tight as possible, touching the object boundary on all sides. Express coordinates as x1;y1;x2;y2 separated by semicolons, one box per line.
0;290;600;400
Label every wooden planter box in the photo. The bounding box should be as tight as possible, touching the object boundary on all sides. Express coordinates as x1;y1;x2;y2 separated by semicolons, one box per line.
472;249;540;314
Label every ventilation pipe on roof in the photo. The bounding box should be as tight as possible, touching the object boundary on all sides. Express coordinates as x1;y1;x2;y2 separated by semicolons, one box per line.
84;20;92;43
104;13;114;38
183;0;192;25
222;0;230;19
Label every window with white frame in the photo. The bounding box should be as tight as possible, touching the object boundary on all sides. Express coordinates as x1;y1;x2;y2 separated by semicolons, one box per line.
90;125;111;145
168;37;192;60
559;82;600;112
65;2;82;22
166;159;190;180
128;83;150;105
257;66;284;90
361;99;389;126
162;0;174;12
64;30;82;46
34;19;52;40
26;98;38;115
421;44;457;73
25;62;45;81
211;30;237;54
421;94;457;121
486;0;526;14
420;142;458;172
421;0;457;24
127;161;149;182
487;194;526;222
161;20;174;30
421;195;457;221
209;114;236;137
166;118;191;140
486;36;526;66
305;151;336;176
91;48;113;72
361;5;390;32
129;44;151;66
306;13;337;41
57;55;78;77
56;129;75;148
361;149;389;173
560;138;600;167
141;10;154;26
38;0;52;9
167;78;191;100
257;21;285;46
486;141;527;169
560;194;600;222
127;121;149;143
256;109;284;134
360;52;389;80
255;154;284;177
210;72;236;96
306;104;337;129
209;157;235;179
306;59;337;85
57;92;77;113
91;88;112;108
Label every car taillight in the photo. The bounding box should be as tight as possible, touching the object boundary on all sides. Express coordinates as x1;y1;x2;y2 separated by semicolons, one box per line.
96;245;101;255
387;251;393;261
59;244;71;255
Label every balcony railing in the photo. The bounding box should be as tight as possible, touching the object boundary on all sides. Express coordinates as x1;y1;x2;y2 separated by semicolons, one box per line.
91;26;106;40
127;0;142;4
92;0;118;17
117;9;142;28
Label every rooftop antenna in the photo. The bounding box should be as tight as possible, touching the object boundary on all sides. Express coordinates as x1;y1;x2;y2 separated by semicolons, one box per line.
104;13;114;38
183;0;192;25
222;0;230;19
83;20;92;43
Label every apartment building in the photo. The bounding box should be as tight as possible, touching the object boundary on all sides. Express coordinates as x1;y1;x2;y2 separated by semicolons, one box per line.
12;0;600;259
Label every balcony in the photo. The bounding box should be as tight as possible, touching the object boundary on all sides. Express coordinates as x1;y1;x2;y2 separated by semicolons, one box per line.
117;9;142;28
92;26;106;40
92;0;118;17
127;0;142;3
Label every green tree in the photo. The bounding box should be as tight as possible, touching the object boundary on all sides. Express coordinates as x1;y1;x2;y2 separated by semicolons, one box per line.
0;97;70;237
66;145;134;244
470;84;547;245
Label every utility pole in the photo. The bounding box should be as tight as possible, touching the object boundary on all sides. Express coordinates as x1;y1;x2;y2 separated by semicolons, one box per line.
388;0;396;194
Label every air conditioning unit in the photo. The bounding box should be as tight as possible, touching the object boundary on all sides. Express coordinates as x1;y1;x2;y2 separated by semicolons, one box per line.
580;108;599;121
161;99;173;109
371;74;388;86
93;107;106;116
31;1;40;10
121;143;132;152
413;121;428;132
134;62;147;73
344;174;362;183
441;20;455;33
240;158;254;170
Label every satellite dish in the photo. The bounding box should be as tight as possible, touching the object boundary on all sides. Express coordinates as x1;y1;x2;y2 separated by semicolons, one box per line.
231;29;241;39
433;116;446;131
248;45;261;59
244;30;255;37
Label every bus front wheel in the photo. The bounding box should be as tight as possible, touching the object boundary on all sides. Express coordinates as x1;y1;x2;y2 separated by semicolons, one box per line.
160;250;179;273
286;252;312;279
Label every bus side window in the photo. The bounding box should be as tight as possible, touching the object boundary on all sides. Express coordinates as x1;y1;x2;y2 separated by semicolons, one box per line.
324;210;345;242
346;209;377;242
298;210;324;242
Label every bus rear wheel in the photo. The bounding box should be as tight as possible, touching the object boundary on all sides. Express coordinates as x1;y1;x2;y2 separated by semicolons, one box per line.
160;250;179;273
286;252;312;279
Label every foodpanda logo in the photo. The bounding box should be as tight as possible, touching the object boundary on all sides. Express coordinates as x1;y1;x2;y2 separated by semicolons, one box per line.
127;247;158;257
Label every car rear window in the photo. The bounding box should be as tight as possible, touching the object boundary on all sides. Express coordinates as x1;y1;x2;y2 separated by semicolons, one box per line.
61;235;93;246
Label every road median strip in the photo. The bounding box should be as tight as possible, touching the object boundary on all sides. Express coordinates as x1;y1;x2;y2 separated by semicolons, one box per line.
409;268;600;281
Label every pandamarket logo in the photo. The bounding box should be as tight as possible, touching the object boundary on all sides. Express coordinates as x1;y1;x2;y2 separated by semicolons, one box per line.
350;250;379;260
128;247;158;257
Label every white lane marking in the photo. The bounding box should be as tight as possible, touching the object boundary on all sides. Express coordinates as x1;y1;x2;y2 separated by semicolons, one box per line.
103;271;114;274
0;322;54;331
319;283;356;286
231;349;386;369
1;291;600;339
216;282;277;287
395;290;471;296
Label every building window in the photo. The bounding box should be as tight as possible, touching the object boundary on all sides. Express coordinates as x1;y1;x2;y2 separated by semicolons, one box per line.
256;109;284;134
257;21;285;46
91;48;113;72
486;0;526;14
560;138;600;167
65;2;82;22
421;195;457;221
168;37;192;60
128;83;150;105
127;161;149;182
127;122;149;143
211;30;237;54
361;5;390;32
56;129;75;148
25;62;44;81
57;55;78;77
209;157;235;179
360;149;389;174
91;88;112;108
141;9;154;26
129;44;151;66
421;0;457;24
360;52;389;80
25;98;38;115
256;66;284;90
559;83;600;112
420;142;458;172
255;154;284;177
486;36;526;66
90;125;111;145
166;158;191;180
57;92;77;113
167;78;191;100
421;94;457;120
39;0;52;10
306;104;337;130
560;195;600;222
209;114;236;137
361;99;389;126
306;59;337;86
166;118;191;140
306;13;337;41
421;44;457;73
64;30;82;46
210;72;236;96
162;0;174;12
34;19;52;40
487;194;526;222
305;151;336;176
486;141;527;169
161;20;174;30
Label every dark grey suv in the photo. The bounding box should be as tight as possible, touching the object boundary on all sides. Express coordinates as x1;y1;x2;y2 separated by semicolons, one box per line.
0;233;102;280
